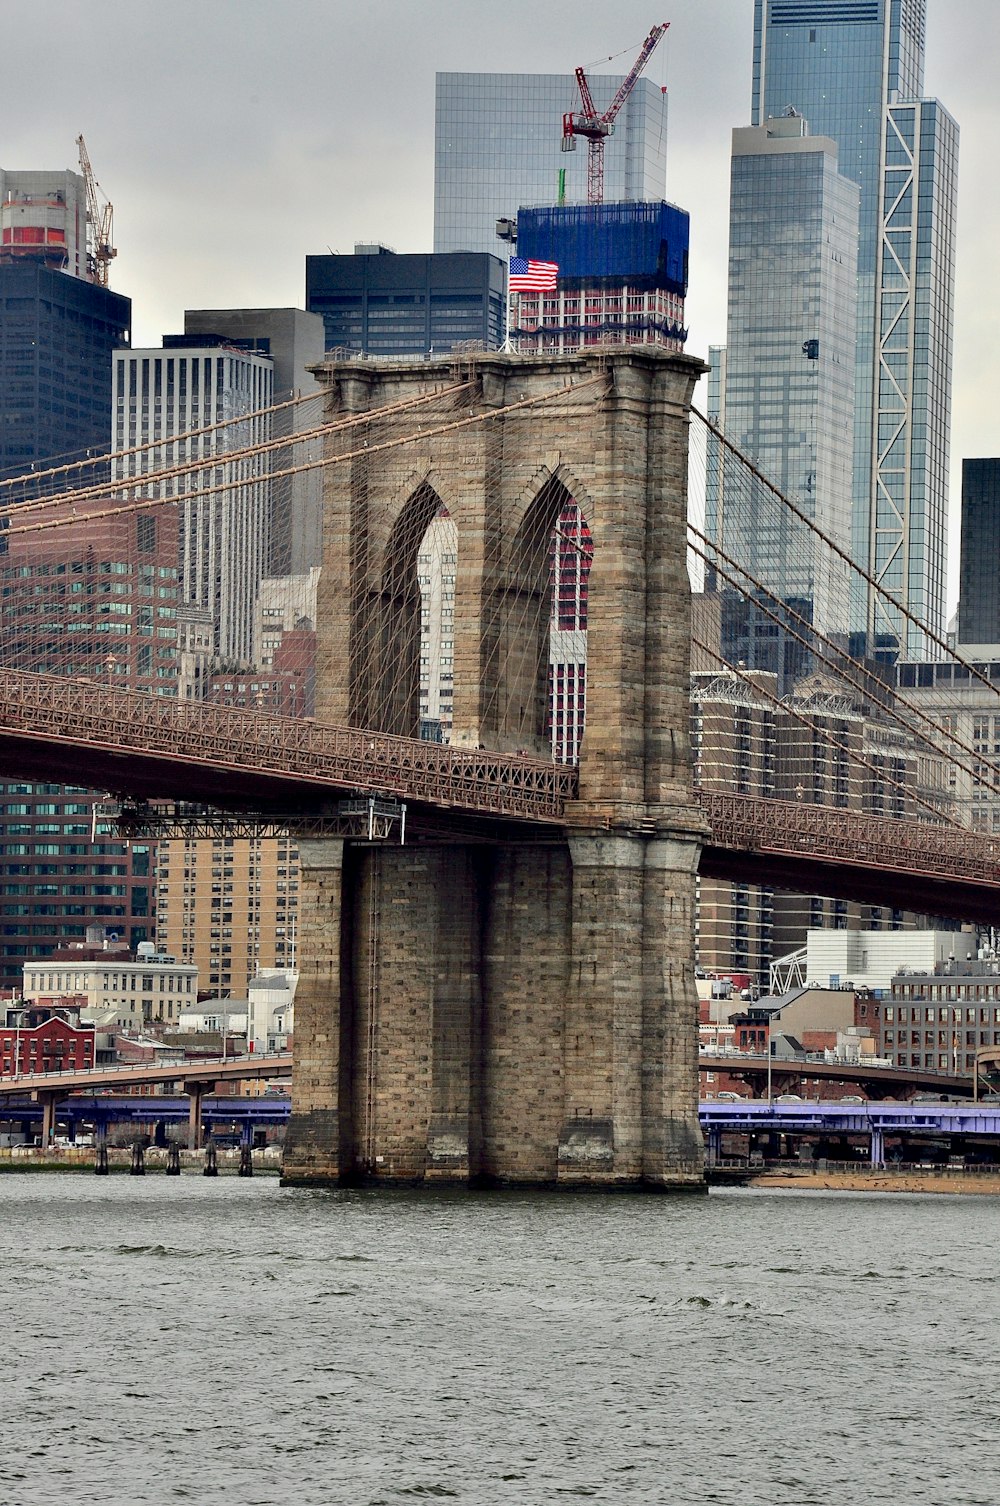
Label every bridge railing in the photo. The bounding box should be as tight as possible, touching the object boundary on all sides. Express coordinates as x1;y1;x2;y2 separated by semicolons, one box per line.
0;669;578;822
0;1053;293;1093
699;790;1000;884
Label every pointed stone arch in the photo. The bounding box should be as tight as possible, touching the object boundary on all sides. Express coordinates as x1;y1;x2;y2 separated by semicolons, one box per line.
364;478;448;736
482;472;571;754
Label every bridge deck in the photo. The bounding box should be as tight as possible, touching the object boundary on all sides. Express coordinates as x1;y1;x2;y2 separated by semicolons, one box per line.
0;671;576;825
1;674;1000;917
700;791;1000;923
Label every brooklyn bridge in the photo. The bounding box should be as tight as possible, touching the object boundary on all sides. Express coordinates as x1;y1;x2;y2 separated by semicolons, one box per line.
1;347;996;1189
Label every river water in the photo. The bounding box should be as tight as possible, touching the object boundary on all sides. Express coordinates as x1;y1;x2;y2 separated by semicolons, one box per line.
1;1175;997;1506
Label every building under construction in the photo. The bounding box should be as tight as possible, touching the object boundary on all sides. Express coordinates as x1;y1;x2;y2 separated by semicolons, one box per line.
0;168;89;280
511;199;689;353
0;150;129;478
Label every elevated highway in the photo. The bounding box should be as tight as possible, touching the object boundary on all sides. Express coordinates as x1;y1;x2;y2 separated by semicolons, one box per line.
701;1098;1000;1168
698;1052;980;1099
0;1054;292;1147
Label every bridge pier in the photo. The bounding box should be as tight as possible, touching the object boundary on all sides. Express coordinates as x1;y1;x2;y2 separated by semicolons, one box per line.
34;1090;59;1147
282;839;352;1182
555;832;702;1186
183;1081;209;1150
283;827;704;1189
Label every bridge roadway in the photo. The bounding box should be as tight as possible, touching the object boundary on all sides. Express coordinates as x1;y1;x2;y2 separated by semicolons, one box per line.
0;1095;290;1147
699;791;1000;924
0;1054;291;1147
0;1053;291;1099
1;672;999;917
0;671;574;830
698;1052;979;1099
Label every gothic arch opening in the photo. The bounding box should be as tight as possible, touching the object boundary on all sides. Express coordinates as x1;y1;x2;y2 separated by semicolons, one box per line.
548;497;593;766
369;480;446;737
480;474;593;759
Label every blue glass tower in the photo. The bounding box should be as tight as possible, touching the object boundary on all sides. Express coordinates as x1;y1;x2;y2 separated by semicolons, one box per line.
752;0;958;656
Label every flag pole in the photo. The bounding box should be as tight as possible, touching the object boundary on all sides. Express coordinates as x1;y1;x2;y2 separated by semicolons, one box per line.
503;261;513;354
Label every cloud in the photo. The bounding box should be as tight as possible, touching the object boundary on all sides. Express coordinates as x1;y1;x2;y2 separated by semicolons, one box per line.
0;0;992;605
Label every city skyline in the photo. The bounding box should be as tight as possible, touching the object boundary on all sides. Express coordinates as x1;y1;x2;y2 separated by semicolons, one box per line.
0;0;994;610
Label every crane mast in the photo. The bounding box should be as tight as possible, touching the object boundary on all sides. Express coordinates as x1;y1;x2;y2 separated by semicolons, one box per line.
561;23;669;205
76;134;116;288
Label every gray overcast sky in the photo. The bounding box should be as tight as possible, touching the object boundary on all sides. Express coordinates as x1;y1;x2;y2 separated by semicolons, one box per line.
1;0;994;603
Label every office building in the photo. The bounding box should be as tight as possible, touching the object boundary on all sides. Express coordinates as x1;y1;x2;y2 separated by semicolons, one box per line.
254;568;319;671
0;493;179;687
897;651;1000;835
691;661;949;983
434;73;667;256
183;309;325;574
886;959;1000;1076
22;944;198;1033
417;512;457;742
0;789;155;993
957;460;1000;647
112;338;273;666
306;246;505;357
0;162;141;993
0;261;130;479
1;167;89;280
1;164;129;479
752;0;958;655
548;502;592;766
709;115;858;639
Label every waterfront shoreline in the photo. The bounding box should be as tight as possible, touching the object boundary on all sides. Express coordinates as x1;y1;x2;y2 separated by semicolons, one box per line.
0;1146;282;1175
6;1151;999;1193
743;1166;1000;1195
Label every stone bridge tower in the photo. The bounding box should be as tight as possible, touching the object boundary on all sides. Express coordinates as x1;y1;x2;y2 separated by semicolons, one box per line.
283;346;708;1190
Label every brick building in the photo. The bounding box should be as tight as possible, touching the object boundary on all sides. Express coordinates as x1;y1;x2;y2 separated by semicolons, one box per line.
1;1000;95;1077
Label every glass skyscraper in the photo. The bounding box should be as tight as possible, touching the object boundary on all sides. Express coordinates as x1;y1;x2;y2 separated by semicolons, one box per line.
957;460;1000;648
711;114;859;645
434;73;668;256
752;0;958;656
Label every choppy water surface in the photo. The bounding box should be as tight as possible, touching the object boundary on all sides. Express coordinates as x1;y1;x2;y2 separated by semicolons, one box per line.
1;1176;998;1506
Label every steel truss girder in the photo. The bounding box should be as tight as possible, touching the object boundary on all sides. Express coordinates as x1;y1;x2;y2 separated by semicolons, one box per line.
0;670;577;823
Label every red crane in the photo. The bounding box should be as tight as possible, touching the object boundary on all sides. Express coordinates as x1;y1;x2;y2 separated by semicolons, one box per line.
561;23;670;205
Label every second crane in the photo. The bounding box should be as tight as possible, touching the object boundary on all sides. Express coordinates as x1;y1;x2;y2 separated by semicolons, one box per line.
561;22;669;205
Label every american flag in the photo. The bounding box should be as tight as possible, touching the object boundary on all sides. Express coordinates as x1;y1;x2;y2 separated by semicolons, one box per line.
509;257;559;292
